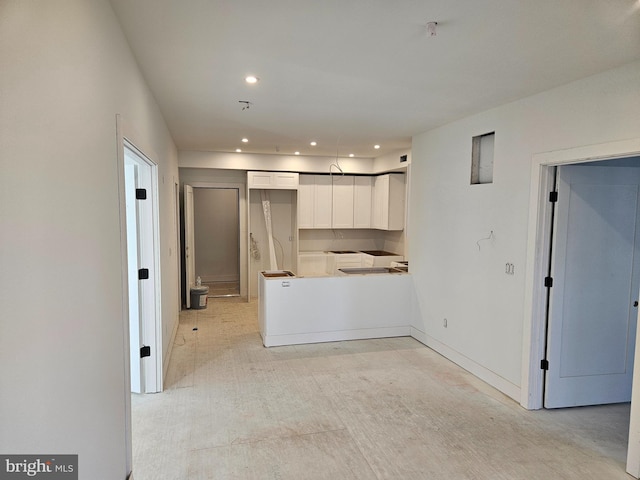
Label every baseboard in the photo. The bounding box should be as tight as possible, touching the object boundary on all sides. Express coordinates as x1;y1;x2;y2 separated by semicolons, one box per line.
410;327;521;402
163;313;180;385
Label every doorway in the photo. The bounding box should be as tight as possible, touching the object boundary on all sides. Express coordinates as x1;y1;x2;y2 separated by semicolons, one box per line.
193;187;240;297
182;184;242;305
522;137;640;476
544;160;640;408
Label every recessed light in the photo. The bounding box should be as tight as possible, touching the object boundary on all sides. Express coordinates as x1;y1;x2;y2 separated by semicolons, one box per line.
374;145;381;149
245;75;259;84
310;141;317;146
235;148;242;153
349;154;355;158
241;138;248;143
294;151;300;155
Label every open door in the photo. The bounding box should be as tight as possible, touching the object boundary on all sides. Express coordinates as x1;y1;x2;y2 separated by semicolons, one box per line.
545;164;640;407
124;144;161;394
124;163;143;393
184;184;195;308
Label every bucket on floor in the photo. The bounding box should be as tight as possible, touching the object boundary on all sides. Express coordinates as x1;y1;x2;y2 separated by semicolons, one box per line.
190;285;209;309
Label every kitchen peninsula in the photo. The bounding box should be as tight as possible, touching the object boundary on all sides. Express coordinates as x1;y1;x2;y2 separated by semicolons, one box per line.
258;268;412;347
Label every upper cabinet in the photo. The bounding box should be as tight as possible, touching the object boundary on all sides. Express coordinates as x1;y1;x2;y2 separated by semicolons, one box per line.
332;175;354;228
248;171;299;189
313;175;332;228
298;173;404;231
353;176;373;229
298;174;331;228
372;174;405;231
297;175;315;229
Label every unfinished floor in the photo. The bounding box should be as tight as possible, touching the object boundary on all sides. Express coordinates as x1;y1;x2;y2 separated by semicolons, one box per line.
132;298;632;480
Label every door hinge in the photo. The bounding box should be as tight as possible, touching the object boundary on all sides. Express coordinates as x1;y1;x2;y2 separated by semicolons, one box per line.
136;188;147;200
540;359;549;370
140;345;151;358
138;268;149;280
544;276;553;288
549;191;558;203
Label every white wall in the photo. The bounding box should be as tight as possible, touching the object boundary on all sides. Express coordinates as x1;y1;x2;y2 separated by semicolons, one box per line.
0;1;179;479
409;61;640;399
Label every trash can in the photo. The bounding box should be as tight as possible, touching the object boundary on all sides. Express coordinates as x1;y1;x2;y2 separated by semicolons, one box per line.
190;285;209;310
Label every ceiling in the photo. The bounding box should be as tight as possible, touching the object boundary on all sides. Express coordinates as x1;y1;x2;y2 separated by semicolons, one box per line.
109;0;640;159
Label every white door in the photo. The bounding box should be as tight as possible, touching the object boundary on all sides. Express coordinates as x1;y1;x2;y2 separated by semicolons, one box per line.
124;144;161;393
124;163;143;394
184;184;195;308
545;164;640;408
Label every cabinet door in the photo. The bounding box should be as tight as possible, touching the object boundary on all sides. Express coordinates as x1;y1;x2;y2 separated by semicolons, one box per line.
332;175;354;228
386;174;405;231
354;176;372;228
298;175;314;228
247;171;275;189
372;175;389;229
314;175;332;228
274;172;299;188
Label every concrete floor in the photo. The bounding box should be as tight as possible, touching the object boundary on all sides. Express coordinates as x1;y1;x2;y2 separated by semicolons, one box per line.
132;298;633;479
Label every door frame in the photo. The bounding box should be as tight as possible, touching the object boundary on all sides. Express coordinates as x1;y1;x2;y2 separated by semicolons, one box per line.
115;115;164;476
521;137;640;475
183;184;195;308
187;181;248;299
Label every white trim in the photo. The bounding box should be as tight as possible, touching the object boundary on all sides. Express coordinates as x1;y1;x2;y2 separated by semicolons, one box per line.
411;327;521;402
162;313;180;382
115;115;133;477
520;137;640;478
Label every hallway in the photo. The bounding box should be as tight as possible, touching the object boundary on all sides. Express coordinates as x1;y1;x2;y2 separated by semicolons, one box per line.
132;298;631;479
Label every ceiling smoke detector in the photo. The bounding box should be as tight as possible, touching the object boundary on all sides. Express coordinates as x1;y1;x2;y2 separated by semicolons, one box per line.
426;21;438;37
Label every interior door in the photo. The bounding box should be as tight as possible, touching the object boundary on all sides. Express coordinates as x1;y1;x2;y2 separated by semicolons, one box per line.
184;184;195;308
545;164;640;408
124;163;143;394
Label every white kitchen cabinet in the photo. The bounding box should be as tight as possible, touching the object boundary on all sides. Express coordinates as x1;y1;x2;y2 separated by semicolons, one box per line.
258;271;412;347
327;252;362;274
248;171;299;189
372;173;405;230
298;173;403;230
313;175;332;228
331;175;354;228
297;175;314;228
353;176;373;228
297;174;332;228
